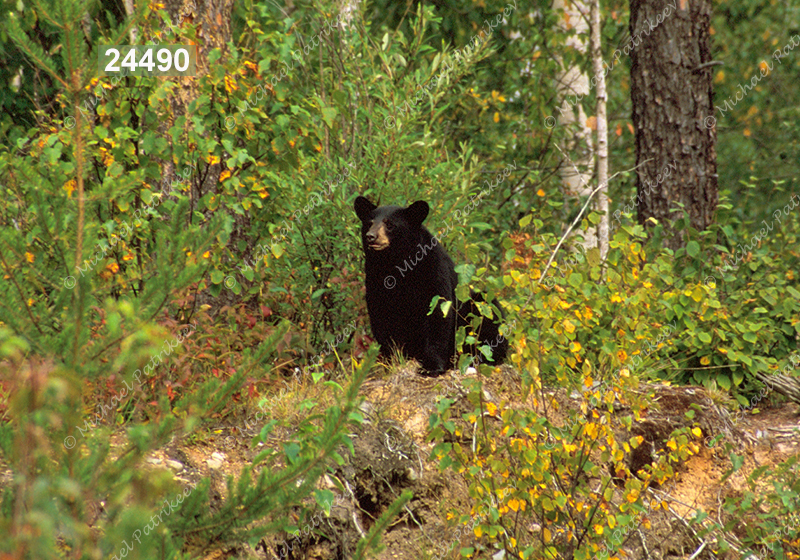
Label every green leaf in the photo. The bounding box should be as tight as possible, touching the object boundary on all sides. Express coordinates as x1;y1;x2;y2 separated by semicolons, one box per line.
686;241;700;258
586;247;601;267
321;107;338;129
315;489;336;515
568;273;583;288
698;332;712;343
283;442;301;464
210;269;224;284
311;288;327;300
439;300;452;318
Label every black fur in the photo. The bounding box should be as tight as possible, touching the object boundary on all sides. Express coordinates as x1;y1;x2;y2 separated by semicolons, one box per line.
354;196;507;375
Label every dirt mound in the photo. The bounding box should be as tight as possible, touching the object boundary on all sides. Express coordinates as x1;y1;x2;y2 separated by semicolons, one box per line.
143;367;799;560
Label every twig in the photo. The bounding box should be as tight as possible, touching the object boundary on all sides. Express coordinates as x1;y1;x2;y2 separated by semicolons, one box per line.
688;541;708;559
638;528;651;559
692;61;724;73
662;502;717;558
381;474;435;544
537;150;650;285
344;480;367;539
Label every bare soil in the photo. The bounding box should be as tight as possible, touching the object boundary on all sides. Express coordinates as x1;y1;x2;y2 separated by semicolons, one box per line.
59;366;800;560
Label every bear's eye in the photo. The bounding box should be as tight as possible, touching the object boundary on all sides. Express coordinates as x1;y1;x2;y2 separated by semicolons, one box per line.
384;221;394;232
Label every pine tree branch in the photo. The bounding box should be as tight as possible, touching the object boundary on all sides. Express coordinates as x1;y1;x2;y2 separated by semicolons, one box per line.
0;248;44;336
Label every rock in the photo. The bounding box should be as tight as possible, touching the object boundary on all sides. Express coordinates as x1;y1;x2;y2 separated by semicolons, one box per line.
207;452;226;469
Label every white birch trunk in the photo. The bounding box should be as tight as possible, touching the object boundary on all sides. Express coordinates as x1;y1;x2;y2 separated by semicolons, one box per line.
590;0;609;259
552;0;597;249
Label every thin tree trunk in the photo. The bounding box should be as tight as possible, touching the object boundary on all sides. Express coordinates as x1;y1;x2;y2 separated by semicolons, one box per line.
122;0;138;44
629;0;718;250
590;0;609;259
552;0;598;250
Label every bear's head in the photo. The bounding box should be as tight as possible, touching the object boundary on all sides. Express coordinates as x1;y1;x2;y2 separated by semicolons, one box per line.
354;196;429;255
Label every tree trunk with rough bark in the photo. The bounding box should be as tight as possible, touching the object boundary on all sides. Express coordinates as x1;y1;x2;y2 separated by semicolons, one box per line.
629;0;718;250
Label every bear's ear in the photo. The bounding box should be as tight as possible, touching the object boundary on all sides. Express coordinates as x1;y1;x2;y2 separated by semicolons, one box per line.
354;196;376;222
405;201;429;226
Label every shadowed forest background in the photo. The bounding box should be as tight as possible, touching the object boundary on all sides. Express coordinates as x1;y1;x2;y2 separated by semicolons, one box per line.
1;0;799;558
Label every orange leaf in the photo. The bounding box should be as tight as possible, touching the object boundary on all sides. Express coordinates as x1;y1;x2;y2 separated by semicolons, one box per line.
586;116;597;130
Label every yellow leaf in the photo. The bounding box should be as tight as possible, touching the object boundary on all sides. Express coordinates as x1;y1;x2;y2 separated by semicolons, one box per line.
536;189;545;197
25;252;34;263
570;341;582;353
224;75;238;93
594;524;603;535
508;499;520;512
692;427;703;438
617;350;628;362
666;439;677;450
715;70;725;83
700;356;710;365
219;170;231;182
586;116;597;130
474;526;483;538
63;179;76;198
718;347;728;355
202;251;210;259
106;262;119;274
744;128;751;137
486;402;498;416
563;319;576;334
493;112;500;123
543;528;552;543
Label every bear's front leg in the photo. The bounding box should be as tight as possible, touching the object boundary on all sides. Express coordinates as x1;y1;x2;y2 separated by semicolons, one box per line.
418;304;456;376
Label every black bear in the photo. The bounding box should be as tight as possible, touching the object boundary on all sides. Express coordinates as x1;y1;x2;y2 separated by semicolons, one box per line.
354;196;507;375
